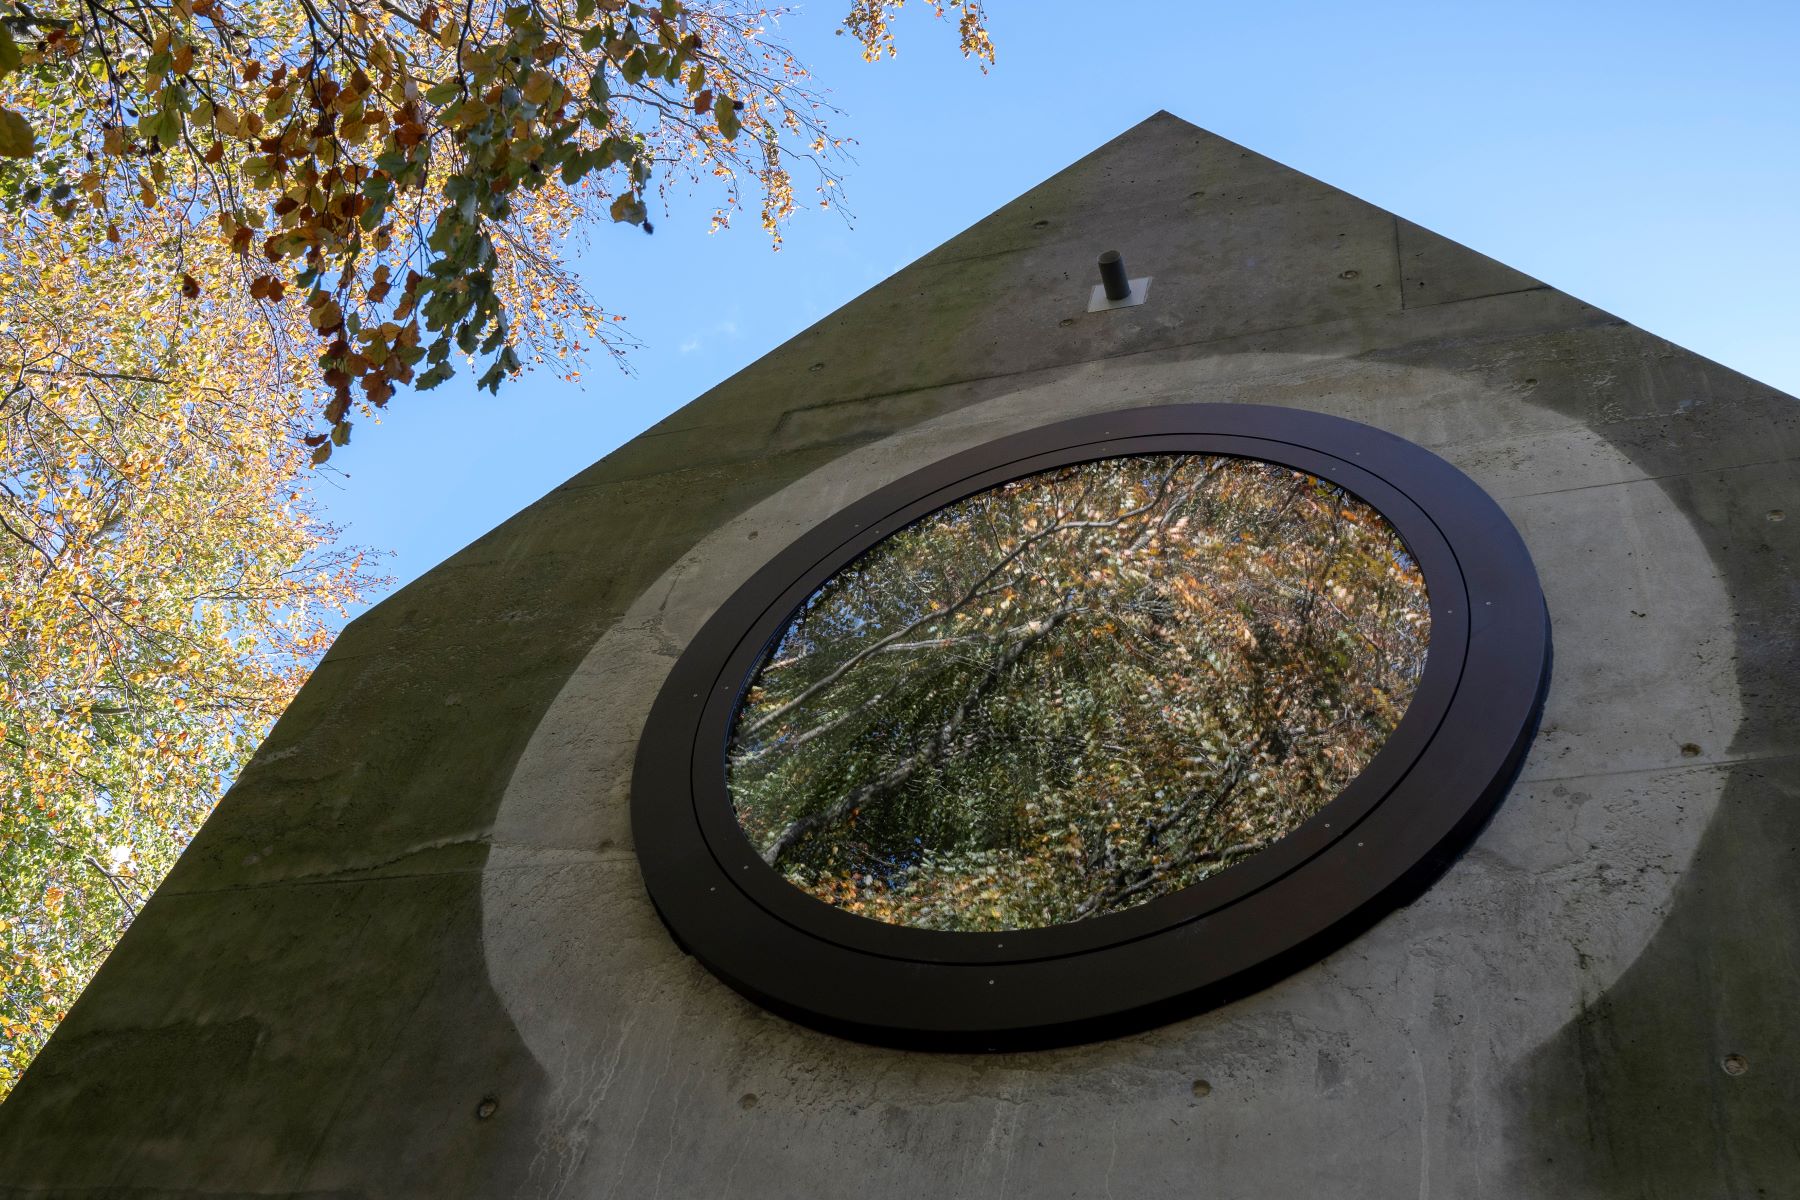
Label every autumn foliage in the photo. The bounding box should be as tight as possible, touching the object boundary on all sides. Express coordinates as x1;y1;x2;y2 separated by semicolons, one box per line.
729;456;1431;932
0;0;991;461
0;205;383;1098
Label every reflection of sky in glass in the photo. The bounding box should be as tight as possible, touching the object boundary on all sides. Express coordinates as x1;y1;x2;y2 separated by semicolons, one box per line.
727;455;1431;933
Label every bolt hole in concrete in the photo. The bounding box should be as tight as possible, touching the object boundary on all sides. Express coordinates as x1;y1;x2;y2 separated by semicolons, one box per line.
1032;219;1051;228
1769;509;1786;522
1191;1079;1213;1097
725;453;1429;932
1681;742;1703;758
1722;1054;1750;1077
738;1093;760;1110
475;1097;498;1120
1338;269;1360;280
808;362;825;373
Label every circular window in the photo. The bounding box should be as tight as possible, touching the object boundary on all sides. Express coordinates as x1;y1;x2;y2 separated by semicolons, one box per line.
726;454;1431;933
632;404;1549;1049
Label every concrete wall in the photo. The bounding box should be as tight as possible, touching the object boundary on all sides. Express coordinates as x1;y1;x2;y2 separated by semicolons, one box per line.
3;113;1796;1199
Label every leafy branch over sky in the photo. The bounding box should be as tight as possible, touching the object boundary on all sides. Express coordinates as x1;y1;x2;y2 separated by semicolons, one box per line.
0;0;992;462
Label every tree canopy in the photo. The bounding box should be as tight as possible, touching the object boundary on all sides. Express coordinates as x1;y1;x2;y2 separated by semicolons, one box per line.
0;201;382;1096
0;0;992;461
728;455;1432;932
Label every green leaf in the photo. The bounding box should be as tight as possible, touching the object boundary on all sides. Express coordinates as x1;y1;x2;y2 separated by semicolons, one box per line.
0;24;22;79
155;104;182;148
480;316;508;354
424;79;462;105
265;86;296;122
714;93;740;141
416;362;454;390
0;107;35;158
560;148;592;184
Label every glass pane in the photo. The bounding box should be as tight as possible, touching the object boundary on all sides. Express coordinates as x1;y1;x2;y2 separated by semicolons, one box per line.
726;454;1431;932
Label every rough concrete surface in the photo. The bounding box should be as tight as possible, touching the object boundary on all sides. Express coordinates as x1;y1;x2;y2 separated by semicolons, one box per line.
1;113;1795;1199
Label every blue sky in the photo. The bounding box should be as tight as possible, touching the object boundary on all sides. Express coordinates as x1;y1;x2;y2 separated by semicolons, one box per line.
318;0;1800;604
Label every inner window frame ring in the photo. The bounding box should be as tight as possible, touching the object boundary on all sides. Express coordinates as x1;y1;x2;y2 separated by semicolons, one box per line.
698;435;1462;962
631;404;1550;1049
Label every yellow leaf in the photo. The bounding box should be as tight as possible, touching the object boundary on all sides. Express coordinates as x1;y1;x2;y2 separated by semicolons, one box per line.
522;71;556;107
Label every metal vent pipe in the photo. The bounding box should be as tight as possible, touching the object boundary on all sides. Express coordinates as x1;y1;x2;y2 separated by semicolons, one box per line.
1097;250;1132;301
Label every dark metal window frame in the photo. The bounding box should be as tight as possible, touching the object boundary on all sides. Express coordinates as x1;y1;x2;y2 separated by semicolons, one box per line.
632;404;1551;1050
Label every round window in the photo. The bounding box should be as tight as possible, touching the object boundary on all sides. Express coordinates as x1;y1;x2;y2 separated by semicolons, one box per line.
632;404;1549;1049
726;454;1430;933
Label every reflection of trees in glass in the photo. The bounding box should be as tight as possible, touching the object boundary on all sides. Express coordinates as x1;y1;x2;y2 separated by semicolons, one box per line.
727;455;1431;932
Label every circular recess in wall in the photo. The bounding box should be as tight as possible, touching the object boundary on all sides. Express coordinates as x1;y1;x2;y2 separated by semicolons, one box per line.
632;404;1551;1050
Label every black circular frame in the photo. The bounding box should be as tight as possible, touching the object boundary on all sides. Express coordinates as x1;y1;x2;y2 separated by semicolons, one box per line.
631;404;1551;1050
